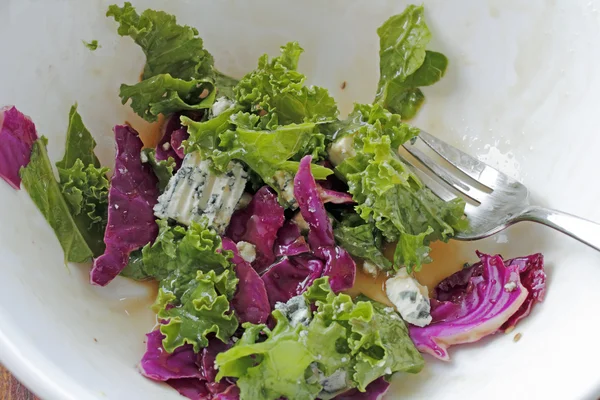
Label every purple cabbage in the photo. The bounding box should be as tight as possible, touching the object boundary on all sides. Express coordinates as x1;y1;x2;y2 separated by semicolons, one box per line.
294;155;335;249
274;221;310;258
226;186;285;273
141;331;239;400
0;106;38;189
171;127;188;159
317;184;354;205
293;156;356;293
222;238;271;325
409;252;534;361
167;379;211;400
501;253;546;331
334;377;390;400
156;114;187;168
434;252;546;332
140;330;202;381
314;246;356;293
90;125;159;286
261;256;324;308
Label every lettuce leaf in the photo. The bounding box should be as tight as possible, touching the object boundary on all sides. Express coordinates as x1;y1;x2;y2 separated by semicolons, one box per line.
21;137;95;262
333;104;466;272
125;219;232;285
216;278;423;399
141;148;175;192
333;222;392;271
55;105;109;257
57;160;109;254
107;3;225;122
216;312;321;400
107;2;214;81
374;5;448;119
55;105;101;170
234;42;338;128
155;269;239;353
20;106;109;262
119;75;215;122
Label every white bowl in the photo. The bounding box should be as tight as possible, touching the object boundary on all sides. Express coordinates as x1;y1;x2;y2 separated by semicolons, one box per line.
1;0;600;399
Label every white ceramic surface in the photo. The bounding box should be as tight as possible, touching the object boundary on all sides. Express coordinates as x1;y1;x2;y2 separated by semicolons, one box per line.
1;0;599;399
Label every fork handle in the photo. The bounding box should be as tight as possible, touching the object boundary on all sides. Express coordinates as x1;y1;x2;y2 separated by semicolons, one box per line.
518;206;600;251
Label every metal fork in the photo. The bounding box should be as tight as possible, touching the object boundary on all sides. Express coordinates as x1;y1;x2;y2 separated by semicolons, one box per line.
401;130;600;251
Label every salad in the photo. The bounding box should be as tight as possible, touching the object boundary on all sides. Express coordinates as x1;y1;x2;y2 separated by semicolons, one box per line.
0;3;547;400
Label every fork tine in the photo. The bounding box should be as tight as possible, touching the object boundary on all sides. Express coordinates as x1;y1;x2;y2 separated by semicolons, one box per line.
402;143;488;203
396;154;457;202
417;130;518;189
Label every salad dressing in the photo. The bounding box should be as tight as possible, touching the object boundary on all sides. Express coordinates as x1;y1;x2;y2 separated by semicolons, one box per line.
347;240;467;302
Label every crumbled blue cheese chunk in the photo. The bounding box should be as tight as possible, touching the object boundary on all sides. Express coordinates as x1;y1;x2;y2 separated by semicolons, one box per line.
154;152;248;234
328;134;356;166
236;241;256;263
275;294;310;327
212;96;235;117
385;267;432;327
362;261;379;277
273;170;297;209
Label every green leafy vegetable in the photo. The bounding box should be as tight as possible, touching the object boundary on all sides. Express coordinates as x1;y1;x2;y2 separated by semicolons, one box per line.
334;104;466;272
234;42;338;128
107;2;214;81
374;5;448;119
333;222;392;271
119;75;215;122
55;105;109;257
82;40;100;51
21;138;95;262
184;111;332;203
141;149;175;191
154;269;239;353
123;219;232;284
57;160;109;253
216;278;423;399
181;108;237;154
56;105;102;170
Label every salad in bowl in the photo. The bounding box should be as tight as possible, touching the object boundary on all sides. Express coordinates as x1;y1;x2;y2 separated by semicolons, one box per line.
0;3;546;400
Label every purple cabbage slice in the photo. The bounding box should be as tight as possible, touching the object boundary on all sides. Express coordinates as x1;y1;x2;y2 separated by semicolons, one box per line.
314;246;356;293
90;125;159;286
0;106;38;189
222;238;270;324
409;252;531;361
171;127;189;159
140;330;202;381
334;377;390;400
155;114;185;168
435;252;546;332
501;254;546;331
274;221;310;257
167;378;211;400
294;155;335;249
226;186;285;273
261;255;324;308
317;184;355;205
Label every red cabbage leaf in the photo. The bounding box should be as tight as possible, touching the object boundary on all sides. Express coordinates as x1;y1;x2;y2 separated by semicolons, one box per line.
91;125;159;286
409;252;540;360
221;238;270;324
226;186;285;273
0;106;38;189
